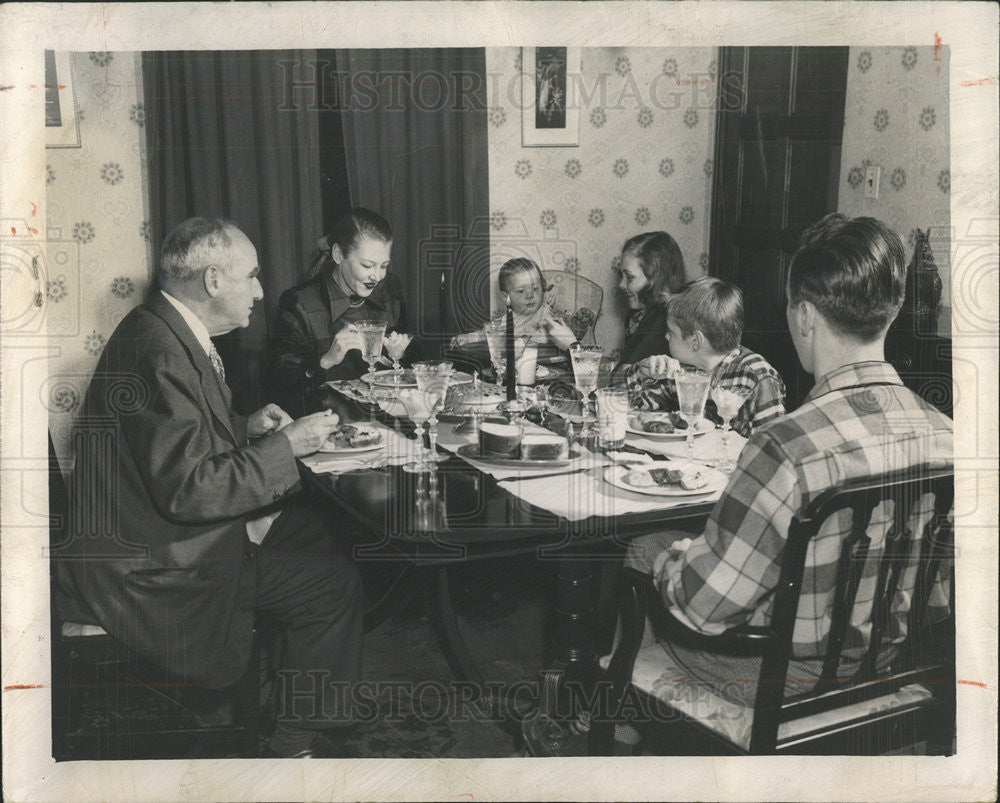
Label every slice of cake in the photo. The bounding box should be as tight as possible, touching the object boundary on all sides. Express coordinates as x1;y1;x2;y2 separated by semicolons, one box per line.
520;434;568;461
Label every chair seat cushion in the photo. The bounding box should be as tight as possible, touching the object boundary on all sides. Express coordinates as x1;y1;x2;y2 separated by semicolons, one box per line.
62;622;108;637
601;647;932;750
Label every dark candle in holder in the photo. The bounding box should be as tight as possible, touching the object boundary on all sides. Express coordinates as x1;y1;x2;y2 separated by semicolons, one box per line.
505;303;516;401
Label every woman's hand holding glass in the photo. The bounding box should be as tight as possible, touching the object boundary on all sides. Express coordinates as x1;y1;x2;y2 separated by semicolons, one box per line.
319;324;363;370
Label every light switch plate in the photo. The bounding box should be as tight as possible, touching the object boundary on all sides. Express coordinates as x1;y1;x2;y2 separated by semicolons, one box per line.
864;166;881;199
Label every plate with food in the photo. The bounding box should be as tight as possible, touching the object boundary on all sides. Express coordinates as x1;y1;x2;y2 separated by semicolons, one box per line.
317;423;386;454
604;461;727;497
362;369;474;388
627;411;714;439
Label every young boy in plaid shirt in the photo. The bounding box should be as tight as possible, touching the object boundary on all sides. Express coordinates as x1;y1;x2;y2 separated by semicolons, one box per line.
624;276;786;437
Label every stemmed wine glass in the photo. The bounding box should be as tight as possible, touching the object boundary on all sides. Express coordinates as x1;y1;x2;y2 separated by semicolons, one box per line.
710;384;752;472
569;344;602;420
674;367;712;461
384;331;412;392
402;361;453;473
355;320;387;411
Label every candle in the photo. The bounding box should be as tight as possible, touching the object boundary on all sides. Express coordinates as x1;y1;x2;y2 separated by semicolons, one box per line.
505;302;516;400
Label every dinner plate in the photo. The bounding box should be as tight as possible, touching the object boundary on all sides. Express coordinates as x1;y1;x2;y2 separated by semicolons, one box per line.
316;440;385;455
626;415;714;440
456;442;582;469
603;463;727;497
362;370;474;388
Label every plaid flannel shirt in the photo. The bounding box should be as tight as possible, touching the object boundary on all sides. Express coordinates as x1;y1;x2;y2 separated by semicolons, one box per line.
657;361;953;660
625;345;786;437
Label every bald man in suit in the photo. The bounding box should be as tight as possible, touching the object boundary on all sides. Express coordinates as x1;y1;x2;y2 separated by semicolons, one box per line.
57;217;363;758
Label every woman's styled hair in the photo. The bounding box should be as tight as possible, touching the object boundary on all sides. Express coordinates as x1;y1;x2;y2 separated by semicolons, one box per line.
498;257;545;294
789;214;905;341
620;231;687;306
327;208;392;257
667;277;744;353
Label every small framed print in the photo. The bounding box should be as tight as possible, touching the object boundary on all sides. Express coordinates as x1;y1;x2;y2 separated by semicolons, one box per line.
45;50;82;149
521;46;580;147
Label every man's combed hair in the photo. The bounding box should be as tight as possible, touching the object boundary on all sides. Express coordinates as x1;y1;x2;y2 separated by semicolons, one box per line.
667;276;744;353
159;217;238;284
327;208;393;257
790;214;906;341
620;231;687;307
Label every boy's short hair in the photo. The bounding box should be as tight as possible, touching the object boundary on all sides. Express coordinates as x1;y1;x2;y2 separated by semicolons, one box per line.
789;213;905;341
667;277;744;353
498;257;544;293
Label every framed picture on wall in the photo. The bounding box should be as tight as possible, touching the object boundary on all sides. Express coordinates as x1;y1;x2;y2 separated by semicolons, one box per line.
45;50;81;148
521;46;580;147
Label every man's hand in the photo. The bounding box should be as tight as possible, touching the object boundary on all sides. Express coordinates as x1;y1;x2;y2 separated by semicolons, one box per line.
247;403;293;438
320;325;363;370
280;410;341;457
635;354;681;382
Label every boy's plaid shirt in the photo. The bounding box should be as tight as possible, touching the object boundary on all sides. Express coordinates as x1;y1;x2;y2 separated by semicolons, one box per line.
624;345;786;436
656;361;954;660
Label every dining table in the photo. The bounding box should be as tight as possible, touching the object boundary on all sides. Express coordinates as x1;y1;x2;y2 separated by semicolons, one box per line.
304;378;747;725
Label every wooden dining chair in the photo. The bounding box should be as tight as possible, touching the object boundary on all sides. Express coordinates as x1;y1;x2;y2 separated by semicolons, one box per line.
48;432;265;760
589;467;955;756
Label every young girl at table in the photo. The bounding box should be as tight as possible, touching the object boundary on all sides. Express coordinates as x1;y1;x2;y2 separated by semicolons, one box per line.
449;258;578;350
626;276;786;437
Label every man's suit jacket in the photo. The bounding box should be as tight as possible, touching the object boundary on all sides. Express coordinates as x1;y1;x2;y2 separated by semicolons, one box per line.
57;292;301;687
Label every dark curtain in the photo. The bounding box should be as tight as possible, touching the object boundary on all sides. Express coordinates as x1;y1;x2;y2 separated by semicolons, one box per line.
143;51;325;413
333;49;490;349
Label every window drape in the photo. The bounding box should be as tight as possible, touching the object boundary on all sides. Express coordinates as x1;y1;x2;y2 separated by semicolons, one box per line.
143;50;325;413
333;48;490;345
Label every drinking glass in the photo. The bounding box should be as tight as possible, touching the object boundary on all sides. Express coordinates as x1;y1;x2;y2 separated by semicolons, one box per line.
400;389;433;474
711;384;752;472
569;344;603;418
355;320;387;410
674;368;712;460
410;360;453;470
384;331;411;391
595;387;628;450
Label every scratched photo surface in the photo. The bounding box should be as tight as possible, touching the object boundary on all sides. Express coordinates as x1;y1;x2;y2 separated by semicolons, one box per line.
1;3;997;801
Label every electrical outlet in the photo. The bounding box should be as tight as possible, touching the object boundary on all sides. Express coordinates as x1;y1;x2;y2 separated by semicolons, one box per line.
864;166;881;199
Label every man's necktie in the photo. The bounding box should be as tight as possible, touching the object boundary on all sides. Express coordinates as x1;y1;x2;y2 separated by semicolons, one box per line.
208;343;226;383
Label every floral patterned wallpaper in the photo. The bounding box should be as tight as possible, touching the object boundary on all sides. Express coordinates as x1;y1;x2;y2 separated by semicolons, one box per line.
45;52;151;465
838;46;951;334
485;47;717;356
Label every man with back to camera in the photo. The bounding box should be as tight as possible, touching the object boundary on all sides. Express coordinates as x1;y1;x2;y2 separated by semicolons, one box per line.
56;217;363;758
615;214;953;752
